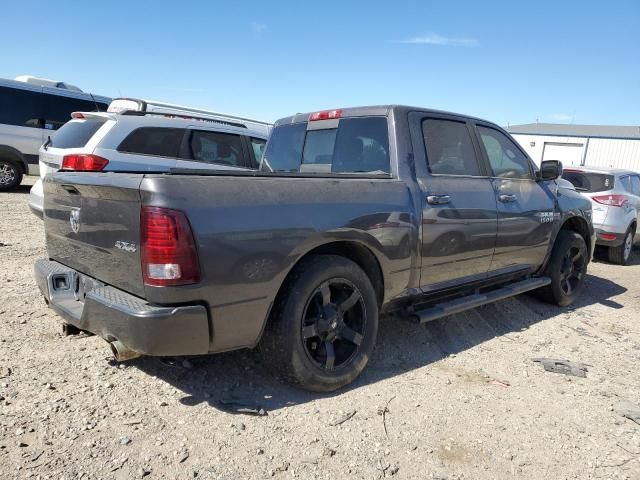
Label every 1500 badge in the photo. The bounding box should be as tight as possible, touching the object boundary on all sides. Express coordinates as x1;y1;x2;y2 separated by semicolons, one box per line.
537;211;557;223
115;241;137;253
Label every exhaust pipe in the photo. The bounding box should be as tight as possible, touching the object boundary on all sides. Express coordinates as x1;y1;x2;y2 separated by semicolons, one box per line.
110;340;141;362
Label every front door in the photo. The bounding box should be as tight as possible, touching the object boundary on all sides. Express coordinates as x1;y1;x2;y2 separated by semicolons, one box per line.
474;124;556;274
410;114;498;291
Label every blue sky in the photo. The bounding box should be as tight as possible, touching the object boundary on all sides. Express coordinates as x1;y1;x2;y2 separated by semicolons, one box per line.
2;1;639;125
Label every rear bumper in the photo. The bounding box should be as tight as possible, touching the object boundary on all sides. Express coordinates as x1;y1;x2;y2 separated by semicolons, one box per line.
594;228;626;247
28;179;44;219
34;259;210;357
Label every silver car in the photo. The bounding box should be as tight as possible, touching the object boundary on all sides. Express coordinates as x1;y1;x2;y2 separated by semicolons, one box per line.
562;167;639;264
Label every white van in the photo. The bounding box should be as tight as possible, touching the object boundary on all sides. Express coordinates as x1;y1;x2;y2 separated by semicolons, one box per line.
0;77;111;190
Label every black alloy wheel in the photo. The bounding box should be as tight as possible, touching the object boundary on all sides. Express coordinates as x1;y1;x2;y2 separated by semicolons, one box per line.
301;279;366;371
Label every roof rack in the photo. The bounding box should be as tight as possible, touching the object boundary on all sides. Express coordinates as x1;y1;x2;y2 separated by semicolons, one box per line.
107;98;271;135
120;110;248;129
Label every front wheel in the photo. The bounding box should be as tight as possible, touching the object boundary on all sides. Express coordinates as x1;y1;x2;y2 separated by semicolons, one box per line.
260;255;379;392
607;227;635;265
0;160;22;191
537;230;588;307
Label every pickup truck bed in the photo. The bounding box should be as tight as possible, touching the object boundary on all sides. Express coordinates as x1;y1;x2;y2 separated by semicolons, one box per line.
35;105;595;391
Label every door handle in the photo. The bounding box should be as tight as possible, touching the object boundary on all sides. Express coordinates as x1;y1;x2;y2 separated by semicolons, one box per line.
427;194;450;205
498;194;517;203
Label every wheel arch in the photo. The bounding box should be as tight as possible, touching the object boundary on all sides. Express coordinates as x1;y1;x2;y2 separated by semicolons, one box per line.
254;240;385;344
558;215;592;255
300;241;385;307
0;145;27;174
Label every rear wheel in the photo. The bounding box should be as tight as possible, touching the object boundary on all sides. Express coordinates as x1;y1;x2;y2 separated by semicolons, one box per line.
260;255;379;392
607;226;634;265
0;160;22;191
537;230;588;307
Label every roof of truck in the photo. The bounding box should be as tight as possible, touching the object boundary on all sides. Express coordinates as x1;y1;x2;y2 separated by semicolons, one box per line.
274;105;501;129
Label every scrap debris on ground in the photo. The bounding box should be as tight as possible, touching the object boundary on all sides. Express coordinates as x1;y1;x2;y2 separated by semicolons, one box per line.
532;358;589;377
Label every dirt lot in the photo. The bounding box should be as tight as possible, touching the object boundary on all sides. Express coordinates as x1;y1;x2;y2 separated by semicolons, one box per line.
1;178;639;480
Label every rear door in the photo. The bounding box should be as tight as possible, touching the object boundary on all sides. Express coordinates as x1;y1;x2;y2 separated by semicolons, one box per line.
409;113;498;290
474;123;556;274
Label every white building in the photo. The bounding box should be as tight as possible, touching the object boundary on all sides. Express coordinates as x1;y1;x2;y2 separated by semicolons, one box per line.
507;123;640;171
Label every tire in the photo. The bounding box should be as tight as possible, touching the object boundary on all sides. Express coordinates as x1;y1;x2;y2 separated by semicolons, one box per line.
260;254;379;392
537;230;588;307
607;226;635;265
0;159;23;192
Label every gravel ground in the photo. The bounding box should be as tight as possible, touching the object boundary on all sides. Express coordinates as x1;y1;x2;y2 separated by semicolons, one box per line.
1;177;640;480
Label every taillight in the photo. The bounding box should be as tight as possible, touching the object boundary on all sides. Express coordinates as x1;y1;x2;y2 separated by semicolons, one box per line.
140;206;200;286
309;109;342;121
71;112;86;119
61;154;109;171
592;194;628;207
599;233;617;241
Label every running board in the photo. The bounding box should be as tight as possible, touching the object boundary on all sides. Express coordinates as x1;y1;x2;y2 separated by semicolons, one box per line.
411;277;551;324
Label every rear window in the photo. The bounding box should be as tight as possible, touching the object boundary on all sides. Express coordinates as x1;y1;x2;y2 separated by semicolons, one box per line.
118;127;185;157
261;117;390;174
50;120;105;148
562;171;615;192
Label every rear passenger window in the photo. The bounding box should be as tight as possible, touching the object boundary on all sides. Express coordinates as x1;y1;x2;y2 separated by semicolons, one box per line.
477;126;532;179
620;176;632;192
422;119;481;176
118;127;185;157
631;175;640;195
187;130;245;167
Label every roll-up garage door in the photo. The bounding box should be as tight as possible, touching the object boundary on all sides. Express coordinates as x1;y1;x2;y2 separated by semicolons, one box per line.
542;142;584;166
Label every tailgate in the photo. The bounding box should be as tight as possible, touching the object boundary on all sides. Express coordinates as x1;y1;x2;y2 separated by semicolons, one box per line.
43;172;146;297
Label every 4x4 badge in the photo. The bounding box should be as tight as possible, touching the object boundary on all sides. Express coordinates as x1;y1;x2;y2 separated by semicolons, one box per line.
70;207;81;234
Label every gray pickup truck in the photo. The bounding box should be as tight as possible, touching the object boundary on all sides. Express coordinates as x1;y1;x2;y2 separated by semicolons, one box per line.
35;105;595;391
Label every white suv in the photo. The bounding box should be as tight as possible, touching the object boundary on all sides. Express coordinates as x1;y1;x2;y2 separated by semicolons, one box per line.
562;167;639;264
29;106;271;217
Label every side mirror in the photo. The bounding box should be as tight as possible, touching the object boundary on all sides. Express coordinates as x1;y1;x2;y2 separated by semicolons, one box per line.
538;160;563;181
